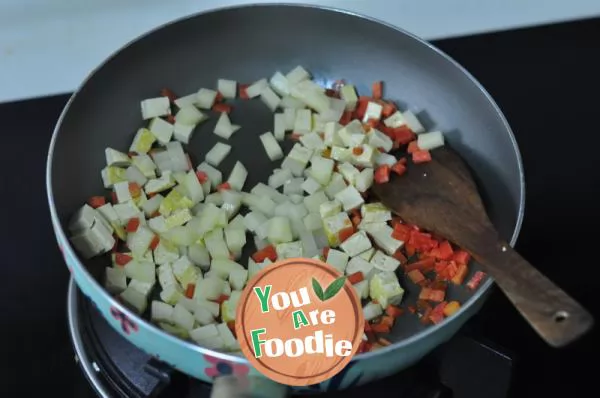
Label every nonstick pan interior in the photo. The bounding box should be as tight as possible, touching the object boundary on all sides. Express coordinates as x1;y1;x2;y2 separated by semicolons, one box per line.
48;5;524;345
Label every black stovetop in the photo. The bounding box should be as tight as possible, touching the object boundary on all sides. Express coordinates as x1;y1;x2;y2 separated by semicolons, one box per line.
2;16;599;398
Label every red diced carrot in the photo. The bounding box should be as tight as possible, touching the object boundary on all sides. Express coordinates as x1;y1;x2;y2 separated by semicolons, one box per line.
252;245;277;262
149;235;160;250
407;141;420;154
111;238;119;252
453;250;471;265
196;171;209;184
111;192;118;204
438;261;459;281
214;91;224;103
451;264;469;285
114;253;133;266
185;284;196;299
436;241;454;260
392;223;412;242
382;102;396;118
338;226;355;243
322;247;330;259
467;271;486;290
398;157;408;165
385;305;404;318
374;164;391;184
125;218;140;233
214;294;229;304
212;103;232;113
290;133;302;141
128;182;142;198
429;302;447;324
407;269;426;284
217;182;231;191
372;81;383;99
404;257;436;273
339;110;352;125
347;272;364;284
391;162;407;176
227;321;237;338
366;118;379;128
392;250;408;264
160;88;177;103
239;84;250;99
87;196;106;209
412;149;432;164
380;315;395;328
354;99;370;120
434;260;449;275
405;244;416;257
364;323;372;333
409;230;438;252
371;323;390;334
352;147;364;155
419;287;446;302
166;114;176;124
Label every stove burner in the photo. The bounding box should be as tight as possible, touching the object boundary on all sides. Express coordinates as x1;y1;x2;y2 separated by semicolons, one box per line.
67;278;514;398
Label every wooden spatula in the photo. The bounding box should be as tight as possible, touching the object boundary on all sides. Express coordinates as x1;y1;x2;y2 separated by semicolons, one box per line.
370;146;593;347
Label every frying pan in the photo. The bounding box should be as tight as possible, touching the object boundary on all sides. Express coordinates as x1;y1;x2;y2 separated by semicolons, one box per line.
46;4;525;395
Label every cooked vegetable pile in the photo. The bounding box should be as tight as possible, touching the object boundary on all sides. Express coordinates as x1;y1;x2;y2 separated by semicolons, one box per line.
66;66;486;354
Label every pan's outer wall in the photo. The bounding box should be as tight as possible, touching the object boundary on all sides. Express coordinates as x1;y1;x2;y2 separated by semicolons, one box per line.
47;5;524;391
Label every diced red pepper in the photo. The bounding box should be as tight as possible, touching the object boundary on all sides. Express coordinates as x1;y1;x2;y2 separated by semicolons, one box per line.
322;246;330;259
149;235;160;250
429;302;448;324
392;250;408;264
125;218;140;233
352;146;364;155
407;141;420;154
467;271;486;290
338;226;355;243
405;244;416;257
216;182;231;191
350;209;361;227
404;257;436;273
419;287;446;302
347;271;364;284
160;88;178;103
392;223;412;242
451;263;469;285
436;241;454;260
87;196;106;208
407;269;426;284
354;99;370;120
382;102;396;118
371;323;390;334
372;81;383;100
412;149;432;164
374;164;391;184
128;182;142;198
434;260;449;274
391;162;407;176
212;103;232;113
438;260;459;281
252;245;277;262
214;91;224;103
214;294;229;305
339;110;353;125
196;171;209;184
239;84;250;99
385;305;404;318
185;284;196;299
114;253;133;266
408;230;438;252
166;114;176;124
453;250;471;265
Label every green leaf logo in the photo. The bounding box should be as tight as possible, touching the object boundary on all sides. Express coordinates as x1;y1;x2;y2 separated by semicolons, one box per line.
312;276;347;301
312;278;325;301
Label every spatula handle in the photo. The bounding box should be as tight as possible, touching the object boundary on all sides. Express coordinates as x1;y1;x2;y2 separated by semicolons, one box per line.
467;235;593;347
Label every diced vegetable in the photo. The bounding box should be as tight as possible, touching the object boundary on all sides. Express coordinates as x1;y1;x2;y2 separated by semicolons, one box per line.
260;132;284;161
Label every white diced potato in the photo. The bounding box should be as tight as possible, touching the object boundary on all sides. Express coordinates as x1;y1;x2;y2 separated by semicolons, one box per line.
204;228;230;260
337;162;360;186
275;241;304;259
319;199;342;219
363;301;383;321
113;201;140;224
371;250;401;272
131;155;157;179
188;243;211;270
105;148;130;167
157;263;178;288
320;97;346;123
286;65;311;84
127;225;156;258
288;143;313;166
383;110;406;128
229;269;248;291
205;142;231;167
260;86;281;112
359;247;375;261
124;259;155;284
217;322;240;350
363;101;383;122
346;256;375;280
330;146;352;162
365;224;404;255
367;128;394;153
301;177;322;195
125;165;147;186
172;255;199;287
353;280;370;299
268;169;293;189
370;271;405;308
361;202;392;223
214;112;240;140
246;78;268;98
299;131;325;151
355;168;374;193
260;132;284;161
340;85;358;111
326;249;349;273
194;307;215;326
113;181;132;204
129;128;156;154
324;122;344;146
177;106;207;126
151;301;174;323
145;171;175;194
304;191;329;213
324;172;347;200
227;161;248;191
148;215;168;234
283;107;297;129
153;239;179;265
129;279;154;298
174;93;197;108
196;88;218;109
303;212;322;232
335;185;364;211
69;219;115;258
173;303;195;331
148;117;174;144
294;109;312;133
337;120;365;148
267;216;293;244
190;324;219;344
197;162;222;190
350;144;376;168
340;231;372;257
101;166;127;189
274;113;286;141
97;203;121;227
403;110;425;133
224;226;246;254
165;208;192;229
68;204;98;233
141;97;170;120
374;152;397;167
105;267;127;294
194;278;225;301
270;71;290;97
211;258;244;280
417;131;445;150
322;212;353;247
160;283;184;305
120;286;148;314
218;79;237;98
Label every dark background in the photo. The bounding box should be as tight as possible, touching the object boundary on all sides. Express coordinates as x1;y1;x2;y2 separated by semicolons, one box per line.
1;16;599;397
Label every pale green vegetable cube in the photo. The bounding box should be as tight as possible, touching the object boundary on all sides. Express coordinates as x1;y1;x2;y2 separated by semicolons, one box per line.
151;301;174;323
120;286;147;314
105;267;127;294
369;271;405;308
172;256;200;288
172;303;195;331
160;283;183;305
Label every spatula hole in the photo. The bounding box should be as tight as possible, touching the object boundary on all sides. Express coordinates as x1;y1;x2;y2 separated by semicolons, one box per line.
554;311;569;323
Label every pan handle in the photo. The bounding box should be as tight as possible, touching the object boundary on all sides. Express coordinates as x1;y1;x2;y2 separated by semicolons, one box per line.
210;375;289;398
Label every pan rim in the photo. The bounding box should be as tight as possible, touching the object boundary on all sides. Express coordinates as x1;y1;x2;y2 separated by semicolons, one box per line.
46;2;525;367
